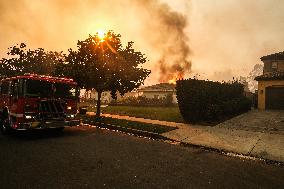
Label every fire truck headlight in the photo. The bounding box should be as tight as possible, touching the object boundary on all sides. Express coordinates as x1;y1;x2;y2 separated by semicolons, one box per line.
25;115;33;119
67;114;75;118
67;106;72;110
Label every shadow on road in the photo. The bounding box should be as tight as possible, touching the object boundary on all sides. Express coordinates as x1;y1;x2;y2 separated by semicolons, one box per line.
1;127;89;141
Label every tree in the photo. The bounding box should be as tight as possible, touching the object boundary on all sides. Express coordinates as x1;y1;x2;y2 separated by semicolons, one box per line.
0;43;63;78
246;64;263;92
0;58;16;79
55;31;151;116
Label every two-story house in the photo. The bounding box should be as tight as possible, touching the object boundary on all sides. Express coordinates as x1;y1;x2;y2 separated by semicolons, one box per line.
255;51;284;110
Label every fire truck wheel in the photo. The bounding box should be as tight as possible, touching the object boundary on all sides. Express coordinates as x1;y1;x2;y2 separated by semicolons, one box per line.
0;109;12;135
0;119;11;135
55;127;64;132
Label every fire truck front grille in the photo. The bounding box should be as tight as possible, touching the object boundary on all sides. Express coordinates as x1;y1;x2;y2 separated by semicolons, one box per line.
39;100;65;120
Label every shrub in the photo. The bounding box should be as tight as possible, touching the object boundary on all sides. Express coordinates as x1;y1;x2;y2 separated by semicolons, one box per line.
176;79;251;123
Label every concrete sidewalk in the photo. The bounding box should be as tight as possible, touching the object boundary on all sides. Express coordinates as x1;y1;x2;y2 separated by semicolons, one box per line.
88;111;284;163
162;125;284;163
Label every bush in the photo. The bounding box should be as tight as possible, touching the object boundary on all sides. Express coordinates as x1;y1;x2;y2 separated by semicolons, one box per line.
176;79;251;123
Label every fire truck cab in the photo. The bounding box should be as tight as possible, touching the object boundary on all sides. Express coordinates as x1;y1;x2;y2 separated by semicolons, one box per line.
0;74;80;134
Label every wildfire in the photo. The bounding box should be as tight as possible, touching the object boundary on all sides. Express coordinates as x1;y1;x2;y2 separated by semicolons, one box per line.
168;78;177;84
168;74;184;84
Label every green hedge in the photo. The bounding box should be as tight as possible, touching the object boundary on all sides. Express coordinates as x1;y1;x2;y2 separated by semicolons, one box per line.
176;79;251;123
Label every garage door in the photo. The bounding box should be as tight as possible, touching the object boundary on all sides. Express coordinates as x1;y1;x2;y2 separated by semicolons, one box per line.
265;87;284;110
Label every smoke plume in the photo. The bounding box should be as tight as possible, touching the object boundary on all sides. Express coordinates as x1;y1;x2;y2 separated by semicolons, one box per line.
190;0;284;82
133;0;191;83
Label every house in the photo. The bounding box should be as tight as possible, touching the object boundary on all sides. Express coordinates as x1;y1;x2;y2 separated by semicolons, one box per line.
81;90;138;104
255;51;284;110
81;90;113;104
137;83;178;103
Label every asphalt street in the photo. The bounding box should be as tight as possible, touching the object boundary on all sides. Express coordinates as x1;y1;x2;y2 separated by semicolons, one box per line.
0;126;283;189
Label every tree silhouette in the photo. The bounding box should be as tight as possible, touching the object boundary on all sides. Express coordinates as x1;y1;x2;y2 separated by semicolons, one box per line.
55;31;150;116
0;43;63;78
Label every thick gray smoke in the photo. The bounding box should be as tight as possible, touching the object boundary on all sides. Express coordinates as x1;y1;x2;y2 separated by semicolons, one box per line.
133;0;191;82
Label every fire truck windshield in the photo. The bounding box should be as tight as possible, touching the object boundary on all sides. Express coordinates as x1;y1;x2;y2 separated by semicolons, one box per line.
25;79;77;98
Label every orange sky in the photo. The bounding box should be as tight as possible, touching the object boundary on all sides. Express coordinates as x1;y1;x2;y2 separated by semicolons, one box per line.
0;0;283;85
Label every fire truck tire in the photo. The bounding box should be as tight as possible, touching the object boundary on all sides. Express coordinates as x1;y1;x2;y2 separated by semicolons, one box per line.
0;124;10;135
55;127;64;132
0;110;12;135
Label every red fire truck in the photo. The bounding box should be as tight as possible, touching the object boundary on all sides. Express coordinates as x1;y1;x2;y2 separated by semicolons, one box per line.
0;74;80;134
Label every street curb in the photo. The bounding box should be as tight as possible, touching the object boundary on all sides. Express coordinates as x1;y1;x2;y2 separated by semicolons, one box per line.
82;120;171;140
178;141;284;166
81;119;283;166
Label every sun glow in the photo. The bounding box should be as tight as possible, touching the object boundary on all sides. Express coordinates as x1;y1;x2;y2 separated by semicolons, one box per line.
97;30;106;42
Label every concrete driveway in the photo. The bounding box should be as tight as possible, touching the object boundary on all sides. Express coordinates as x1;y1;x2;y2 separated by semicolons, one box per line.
216;110;284;134
162;110;284;162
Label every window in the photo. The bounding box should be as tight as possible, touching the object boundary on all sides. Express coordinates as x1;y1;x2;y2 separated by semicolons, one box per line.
24;79;78;99
272;62;278;70
25;80;52;97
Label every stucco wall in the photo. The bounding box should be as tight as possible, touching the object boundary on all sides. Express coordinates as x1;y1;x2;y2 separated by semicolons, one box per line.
140;91;178;103
258;80;284;110
278;61;284;71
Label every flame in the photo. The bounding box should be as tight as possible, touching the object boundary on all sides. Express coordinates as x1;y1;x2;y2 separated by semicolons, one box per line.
168;73;184;84
168;78;177;84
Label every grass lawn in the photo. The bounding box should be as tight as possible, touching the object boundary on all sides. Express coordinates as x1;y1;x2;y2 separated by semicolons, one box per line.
101;106;184;123
80;115;176;134
78;102;185;123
